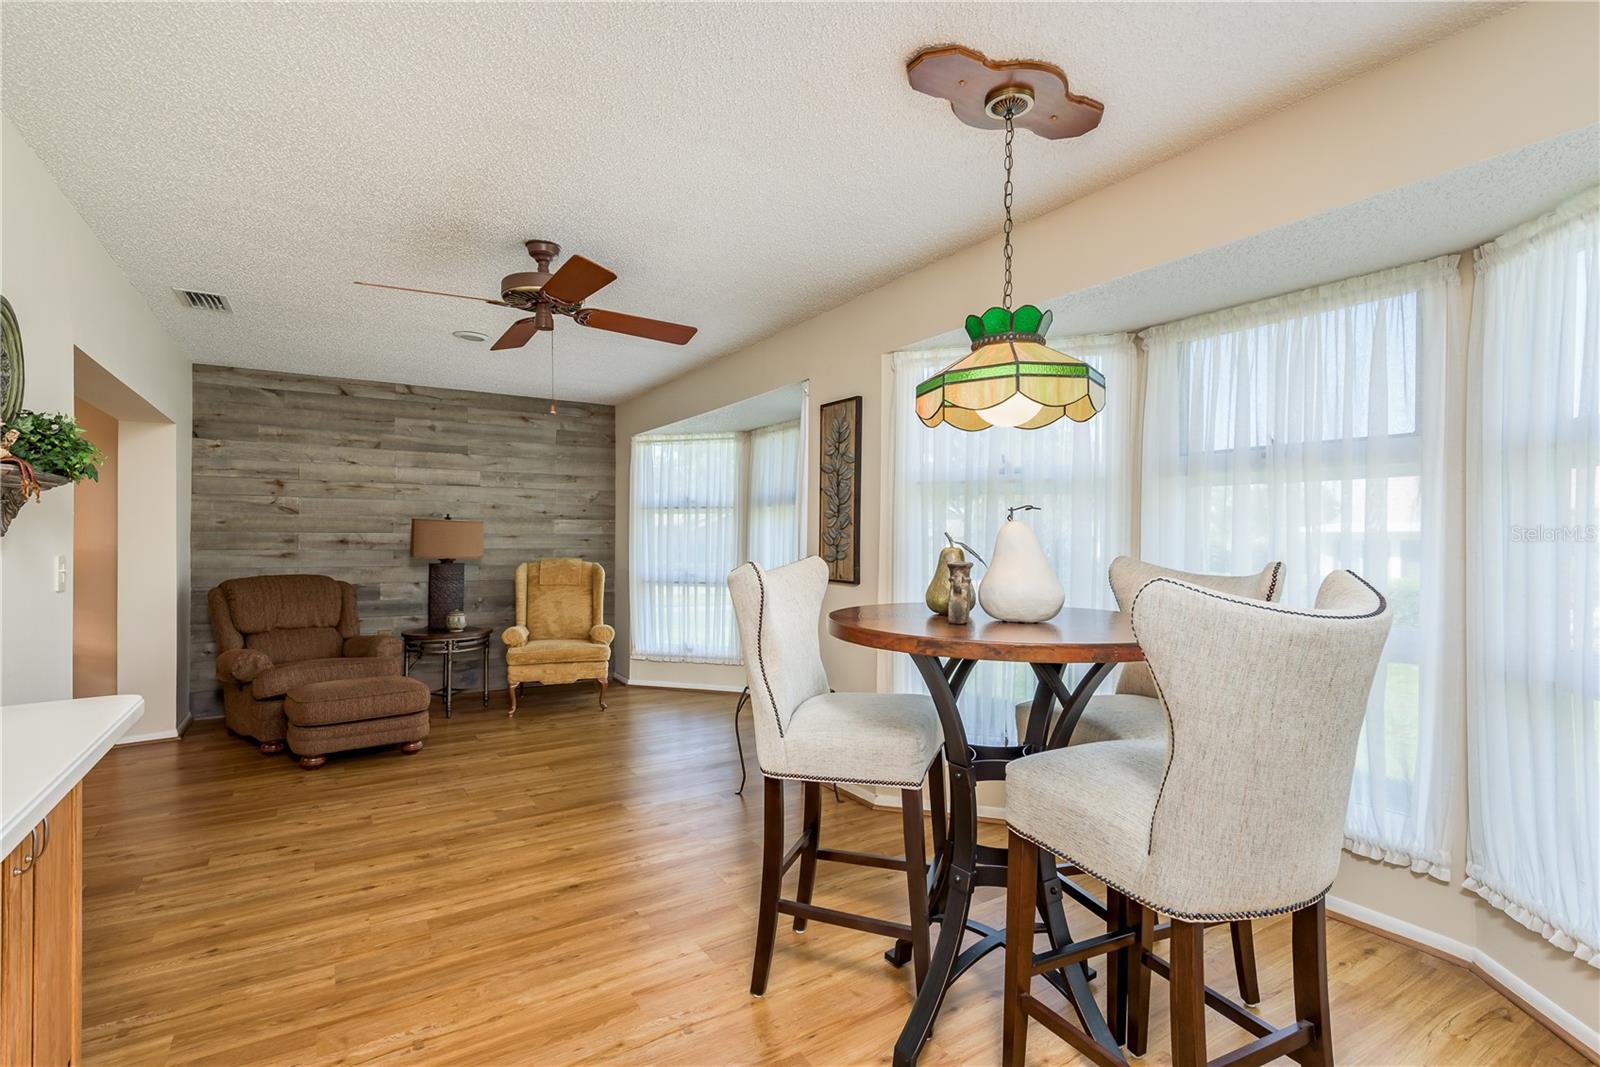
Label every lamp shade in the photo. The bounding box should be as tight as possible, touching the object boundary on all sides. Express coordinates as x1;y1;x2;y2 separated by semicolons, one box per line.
410;517;483;560
916;305;1104;430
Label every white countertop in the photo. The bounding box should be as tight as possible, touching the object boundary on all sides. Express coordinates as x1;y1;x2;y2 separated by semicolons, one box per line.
1;694;143;855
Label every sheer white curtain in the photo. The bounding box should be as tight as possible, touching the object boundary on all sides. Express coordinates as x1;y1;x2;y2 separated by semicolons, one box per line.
629;433;743;663
890;334;1139;744
747;420;803;569
1140;257;1460;879
1465;189;1599;966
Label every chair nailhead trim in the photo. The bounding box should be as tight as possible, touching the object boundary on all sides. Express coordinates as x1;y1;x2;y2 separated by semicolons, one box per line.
1007;823;1331;924
759;767;928;789
743;562;788;740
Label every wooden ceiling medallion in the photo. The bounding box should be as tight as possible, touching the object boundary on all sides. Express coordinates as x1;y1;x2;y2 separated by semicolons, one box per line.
905;45;1103;140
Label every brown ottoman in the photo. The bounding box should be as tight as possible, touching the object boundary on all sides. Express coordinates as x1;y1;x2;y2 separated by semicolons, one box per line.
283;675;431;769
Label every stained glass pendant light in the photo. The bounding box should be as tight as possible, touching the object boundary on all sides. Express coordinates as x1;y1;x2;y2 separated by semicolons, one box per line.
907;46;1106;430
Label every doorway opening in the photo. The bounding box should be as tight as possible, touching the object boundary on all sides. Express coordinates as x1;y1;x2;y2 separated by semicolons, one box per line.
71;397;117;697
71;348;183;739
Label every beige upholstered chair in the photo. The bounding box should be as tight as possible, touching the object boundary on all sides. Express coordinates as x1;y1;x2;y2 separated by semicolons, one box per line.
1012;555;1283;1002
728;557;945;995
502;559;614;715
1001;570;1391;1067
1015;556;1283;749
208;574;403;753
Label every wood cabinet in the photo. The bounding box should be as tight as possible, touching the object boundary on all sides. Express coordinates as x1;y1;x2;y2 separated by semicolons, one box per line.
0;786;82;1066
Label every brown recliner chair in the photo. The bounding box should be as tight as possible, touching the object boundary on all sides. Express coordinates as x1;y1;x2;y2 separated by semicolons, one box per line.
208;574;403;753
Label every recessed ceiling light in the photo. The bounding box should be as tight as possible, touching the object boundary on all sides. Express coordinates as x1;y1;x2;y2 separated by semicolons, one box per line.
451;329;487;342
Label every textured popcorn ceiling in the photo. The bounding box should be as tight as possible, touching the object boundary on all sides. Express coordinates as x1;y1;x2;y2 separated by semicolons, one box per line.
1;2;1508;404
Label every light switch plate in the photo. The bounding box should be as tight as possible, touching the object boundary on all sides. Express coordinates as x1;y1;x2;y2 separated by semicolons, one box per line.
54;555;67;592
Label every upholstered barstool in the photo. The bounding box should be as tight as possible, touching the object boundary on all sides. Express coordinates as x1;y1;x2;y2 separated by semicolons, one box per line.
1013;555;1283;1002
1001;570;1391;1067
728;557;946;995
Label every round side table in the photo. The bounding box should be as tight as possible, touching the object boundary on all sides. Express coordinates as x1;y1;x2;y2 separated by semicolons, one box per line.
401;627;491;718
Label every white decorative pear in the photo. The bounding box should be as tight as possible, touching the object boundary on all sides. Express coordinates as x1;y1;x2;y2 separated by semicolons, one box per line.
978;505;1064;623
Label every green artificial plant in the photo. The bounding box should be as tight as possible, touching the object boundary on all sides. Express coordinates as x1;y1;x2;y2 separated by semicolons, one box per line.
3;410;105;482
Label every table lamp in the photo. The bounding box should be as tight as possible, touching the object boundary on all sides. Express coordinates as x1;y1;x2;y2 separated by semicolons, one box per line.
410;515;484;631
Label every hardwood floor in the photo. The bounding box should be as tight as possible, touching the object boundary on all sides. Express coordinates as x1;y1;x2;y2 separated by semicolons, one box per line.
81;685;1581;1066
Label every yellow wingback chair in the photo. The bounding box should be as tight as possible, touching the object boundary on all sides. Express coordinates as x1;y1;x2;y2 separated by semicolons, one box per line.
502;558;614;715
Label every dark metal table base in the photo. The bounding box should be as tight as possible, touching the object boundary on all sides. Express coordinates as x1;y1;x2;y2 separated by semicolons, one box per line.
403;632;492;719
892;655;1119;1067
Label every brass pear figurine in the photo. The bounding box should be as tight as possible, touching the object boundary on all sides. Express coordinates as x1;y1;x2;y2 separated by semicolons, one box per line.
926;534;966;615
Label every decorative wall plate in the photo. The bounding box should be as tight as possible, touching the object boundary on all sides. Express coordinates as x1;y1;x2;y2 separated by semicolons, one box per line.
1;296;23;427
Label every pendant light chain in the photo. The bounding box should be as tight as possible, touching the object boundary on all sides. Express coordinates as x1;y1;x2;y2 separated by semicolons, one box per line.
1002;110;1015;311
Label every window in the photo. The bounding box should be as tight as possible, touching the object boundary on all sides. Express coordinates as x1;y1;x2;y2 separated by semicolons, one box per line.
747;420;802;569
1141;257;1460;879
630;418;804;665
629;433;743;663
1465;190;1599;965
890;335;1140;743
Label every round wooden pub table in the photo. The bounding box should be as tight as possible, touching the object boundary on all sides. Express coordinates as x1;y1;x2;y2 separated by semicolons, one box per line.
827;603;1144;1067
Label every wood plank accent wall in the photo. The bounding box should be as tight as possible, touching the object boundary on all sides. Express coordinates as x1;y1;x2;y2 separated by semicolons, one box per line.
189;364;615;719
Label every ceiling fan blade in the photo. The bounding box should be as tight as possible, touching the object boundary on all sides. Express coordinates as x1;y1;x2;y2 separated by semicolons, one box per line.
541;255;617;305
574;308;697;345
490;317;540;351
354;281;510;307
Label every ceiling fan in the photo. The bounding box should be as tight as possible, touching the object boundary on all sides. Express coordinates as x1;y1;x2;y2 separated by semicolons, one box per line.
355;239;697;350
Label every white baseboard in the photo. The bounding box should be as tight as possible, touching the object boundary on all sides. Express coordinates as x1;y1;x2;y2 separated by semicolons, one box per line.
116;727;181;745
617;677;746;695
1326;895;1599;1058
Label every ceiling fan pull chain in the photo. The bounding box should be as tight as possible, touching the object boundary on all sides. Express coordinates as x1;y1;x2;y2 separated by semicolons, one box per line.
548;329;558;415
1002;110;1015;312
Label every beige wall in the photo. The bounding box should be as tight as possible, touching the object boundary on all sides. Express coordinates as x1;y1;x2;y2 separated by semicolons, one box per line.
71;399;118;698
613;2;1600;1048
0;114;191;740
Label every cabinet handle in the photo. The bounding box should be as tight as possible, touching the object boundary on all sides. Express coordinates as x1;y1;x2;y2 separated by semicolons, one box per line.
10;827;37;875
34;815;49;861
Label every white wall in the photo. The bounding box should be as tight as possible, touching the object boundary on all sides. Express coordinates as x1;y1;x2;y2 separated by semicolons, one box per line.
613;2;1600;1049
0;114;191;738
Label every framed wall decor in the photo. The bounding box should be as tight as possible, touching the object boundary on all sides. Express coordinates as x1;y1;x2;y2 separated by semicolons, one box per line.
818;395;862;584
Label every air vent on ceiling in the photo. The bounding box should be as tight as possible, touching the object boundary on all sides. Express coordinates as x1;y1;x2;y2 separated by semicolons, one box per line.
173;288;231;312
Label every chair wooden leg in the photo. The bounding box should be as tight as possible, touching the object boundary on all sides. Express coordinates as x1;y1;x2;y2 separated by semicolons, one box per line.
927;751;947;860
1290;899;1333;1067
596;678;608;710
1126;901;1155;1056
507;682;518;717
1002;828;1038;1067
750;776;784;997
1169;919;1208;1067
792;782;821;932
1230;919;1261;1004
900;786;931;990
1104;888;1129;1046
